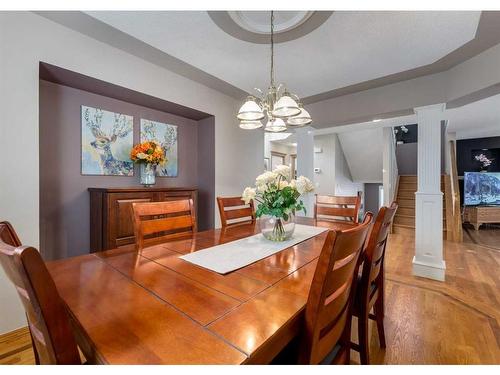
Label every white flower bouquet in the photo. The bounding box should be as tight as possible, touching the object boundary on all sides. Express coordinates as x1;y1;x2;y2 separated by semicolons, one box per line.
242;165;314;241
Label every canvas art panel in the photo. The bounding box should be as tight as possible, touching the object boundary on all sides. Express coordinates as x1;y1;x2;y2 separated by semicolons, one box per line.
81;105;134;176
140;119;178;177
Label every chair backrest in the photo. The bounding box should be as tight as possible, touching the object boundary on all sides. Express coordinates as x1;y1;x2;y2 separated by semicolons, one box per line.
314;192;362;223
132;199;197;251
360;202;398;291
301;213;373;364
217;196;255;227
0;221;81;365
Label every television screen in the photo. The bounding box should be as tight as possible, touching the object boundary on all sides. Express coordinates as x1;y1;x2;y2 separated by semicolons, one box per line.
464;172;500;206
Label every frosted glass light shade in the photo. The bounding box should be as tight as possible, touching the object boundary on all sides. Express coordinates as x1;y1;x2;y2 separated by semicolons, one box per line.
271;94;300;118
239;120;263;130
237;97;264;121
265;118;287;132
287;107;312;126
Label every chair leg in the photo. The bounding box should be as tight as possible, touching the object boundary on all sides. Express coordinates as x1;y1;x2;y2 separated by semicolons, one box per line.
342;314;352;365
357;311;370;365
374;271;386;349
374;294;386;348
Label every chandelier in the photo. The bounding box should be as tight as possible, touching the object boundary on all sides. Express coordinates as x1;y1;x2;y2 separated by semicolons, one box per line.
237;11;312;132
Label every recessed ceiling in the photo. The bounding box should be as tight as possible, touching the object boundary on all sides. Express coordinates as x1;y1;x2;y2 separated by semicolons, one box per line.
85;11;481;99
447;93;500;138
228;11;313;34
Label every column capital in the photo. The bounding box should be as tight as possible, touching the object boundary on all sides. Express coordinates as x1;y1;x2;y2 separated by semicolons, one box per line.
414;103;446;115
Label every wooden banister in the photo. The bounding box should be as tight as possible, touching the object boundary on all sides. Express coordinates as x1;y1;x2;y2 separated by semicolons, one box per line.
447;140;463;242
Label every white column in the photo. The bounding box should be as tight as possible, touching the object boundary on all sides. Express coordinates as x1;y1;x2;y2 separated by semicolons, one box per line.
413;104;446;281
382;127;393;206
296;126;315;217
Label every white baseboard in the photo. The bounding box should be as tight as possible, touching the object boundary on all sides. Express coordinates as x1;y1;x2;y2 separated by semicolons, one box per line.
412;256;446;281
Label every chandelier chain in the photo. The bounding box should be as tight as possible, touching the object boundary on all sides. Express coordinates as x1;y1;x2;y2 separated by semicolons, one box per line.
270;10;275;87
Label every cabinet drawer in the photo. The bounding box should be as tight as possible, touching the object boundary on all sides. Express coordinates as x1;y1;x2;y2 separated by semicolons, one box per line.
157;190;196;202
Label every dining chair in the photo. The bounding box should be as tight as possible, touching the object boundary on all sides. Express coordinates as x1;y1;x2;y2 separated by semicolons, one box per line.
132;199;197;252
217;196;255;227
0;221;82;365
314;192;362;223
299;212;373;365
351;202;398;365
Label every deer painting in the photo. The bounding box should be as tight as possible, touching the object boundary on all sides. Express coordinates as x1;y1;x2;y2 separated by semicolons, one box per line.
140;120;178;177
82;106;134;176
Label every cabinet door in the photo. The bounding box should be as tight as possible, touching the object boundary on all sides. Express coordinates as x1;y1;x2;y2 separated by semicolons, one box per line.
107;192;155;248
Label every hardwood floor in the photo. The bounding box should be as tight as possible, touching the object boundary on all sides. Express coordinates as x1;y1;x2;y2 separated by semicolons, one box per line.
0;327;35;365
351;230;500;364
1;231;499;365
463;223;500;250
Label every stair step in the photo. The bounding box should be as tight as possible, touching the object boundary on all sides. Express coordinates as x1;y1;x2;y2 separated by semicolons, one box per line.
399;175;417;182
399;182;417;190
394;215;415;227
398;190;415;199
397;207;415;216
396;198;415;208
392;224;415;236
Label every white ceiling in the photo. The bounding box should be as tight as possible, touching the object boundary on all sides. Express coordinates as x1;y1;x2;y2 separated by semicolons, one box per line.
447;94;500;139
85;11;481;99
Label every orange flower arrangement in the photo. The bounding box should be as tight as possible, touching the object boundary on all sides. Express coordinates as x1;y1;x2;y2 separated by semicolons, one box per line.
130;141;166;165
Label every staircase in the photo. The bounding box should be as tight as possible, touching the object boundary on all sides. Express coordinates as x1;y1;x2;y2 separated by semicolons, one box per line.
393;175;446;235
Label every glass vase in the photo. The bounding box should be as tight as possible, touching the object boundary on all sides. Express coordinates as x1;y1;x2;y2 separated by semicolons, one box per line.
140;163;156;186
260;213;295;242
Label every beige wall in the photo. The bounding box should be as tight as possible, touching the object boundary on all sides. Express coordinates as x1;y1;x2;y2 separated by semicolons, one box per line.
0;11;263;334
313;134;335;195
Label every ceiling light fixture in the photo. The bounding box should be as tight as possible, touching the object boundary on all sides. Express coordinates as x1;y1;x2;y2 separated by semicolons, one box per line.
237;11;312;131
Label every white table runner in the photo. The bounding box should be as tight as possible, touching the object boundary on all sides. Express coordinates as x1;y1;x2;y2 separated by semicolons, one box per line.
180;224;329;274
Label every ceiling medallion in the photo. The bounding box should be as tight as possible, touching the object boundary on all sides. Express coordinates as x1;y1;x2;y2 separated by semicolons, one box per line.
237;11;312;132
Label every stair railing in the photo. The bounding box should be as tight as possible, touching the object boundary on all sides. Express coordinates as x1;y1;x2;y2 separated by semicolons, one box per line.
447;140;463;242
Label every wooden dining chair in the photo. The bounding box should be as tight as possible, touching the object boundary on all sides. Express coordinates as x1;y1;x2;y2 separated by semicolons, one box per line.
0;221;82;365
314;192;362;223
132;199;197;252
299;212;373;365
351;202;398;365
217;196;255;227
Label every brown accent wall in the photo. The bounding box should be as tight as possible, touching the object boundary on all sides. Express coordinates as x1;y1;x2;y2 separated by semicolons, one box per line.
39;80;214;260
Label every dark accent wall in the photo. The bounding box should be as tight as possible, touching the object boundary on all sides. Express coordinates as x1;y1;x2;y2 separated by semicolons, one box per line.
456;136;500;176
39;80;215;260
456;136;500;205
364;183;382;215
394;124;417;144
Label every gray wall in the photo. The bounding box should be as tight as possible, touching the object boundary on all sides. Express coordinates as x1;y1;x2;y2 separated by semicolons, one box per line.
39;80;214;260
364;183;382;215
396;143;418;175
396;121;446;176
197;116;215;231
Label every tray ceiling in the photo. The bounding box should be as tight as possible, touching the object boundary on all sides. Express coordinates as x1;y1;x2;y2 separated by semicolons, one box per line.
85;11;481;99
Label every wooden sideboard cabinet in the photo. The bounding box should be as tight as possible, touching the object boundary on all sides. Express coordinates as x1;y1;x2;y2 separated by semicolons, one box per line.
89;187;197;252
463;205;500;231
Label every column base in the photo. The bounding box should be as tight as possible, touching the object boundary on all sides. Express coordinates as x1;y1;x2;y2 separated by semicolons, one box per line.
412;256;446;281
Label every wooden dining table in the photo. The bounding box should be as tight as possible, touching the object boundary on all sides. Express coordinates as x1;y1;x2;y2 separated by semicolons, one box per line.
46;217;358;364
